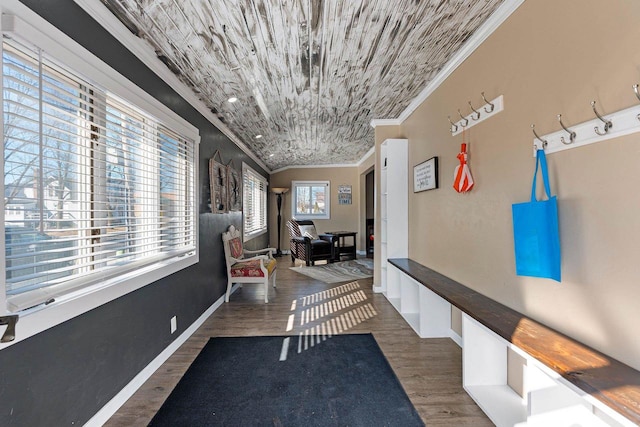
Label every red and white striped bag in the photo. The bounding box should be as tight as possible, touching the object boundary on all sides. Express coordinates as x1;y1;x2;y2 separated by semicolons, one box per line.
453;142;474;193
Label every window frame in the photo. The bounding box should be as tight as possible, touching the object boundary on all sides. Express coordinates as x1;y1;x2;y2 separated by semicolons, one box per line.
291;180;331;220
0;4;200;346
242;162;268;242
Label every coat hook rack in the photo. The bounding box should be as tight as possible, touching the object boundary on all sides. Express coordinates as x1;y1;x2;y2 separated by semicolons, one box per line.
448;116;459;133
449;94;504;135
481;92;495;113
557;114;576;145
458;109;469;127
531;124;548;150
468;101;481;121
533;89;640;157
591;101;612;136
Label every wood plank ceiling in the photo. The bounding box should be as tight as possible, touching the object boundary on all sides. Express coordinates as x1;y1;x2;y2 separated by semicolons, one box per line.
100;0;505;170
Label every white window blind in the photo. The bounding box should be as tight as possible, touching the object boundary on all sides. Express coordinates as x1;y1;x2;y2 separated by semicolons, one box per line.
242;163;267;241
2;37;196;311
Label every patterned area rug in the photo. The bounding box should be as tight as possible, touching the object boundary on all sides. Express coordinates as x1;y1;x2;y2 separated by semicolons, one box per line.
290;259;373;283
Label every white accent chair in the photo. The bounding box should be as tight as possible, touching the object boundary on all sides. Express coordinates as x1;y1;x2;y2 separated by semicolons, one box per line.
221;225;277;303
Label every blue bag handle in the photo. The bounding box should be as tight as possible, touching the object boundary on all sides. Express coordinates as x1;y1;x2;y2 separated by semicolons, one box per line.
531;149;552;202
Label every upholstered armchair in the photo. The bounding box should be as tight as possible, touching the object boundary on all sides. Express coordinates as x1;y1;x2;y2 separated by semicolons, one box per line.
222;225;277;303
286;219;336;266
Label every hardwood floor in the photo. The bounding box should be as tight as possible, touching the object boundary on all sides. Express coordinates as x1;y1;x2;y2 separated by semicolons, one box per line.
105;257;492;426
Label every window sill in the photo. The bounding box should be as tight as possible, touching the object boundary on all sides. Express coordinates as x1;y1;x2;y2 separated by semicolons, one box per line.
244;228;267;242
0;252;198;349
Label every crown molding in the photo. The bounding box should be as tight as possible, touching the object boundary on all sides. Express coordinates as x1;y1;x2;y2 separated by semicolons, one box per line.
370;118;402;128
357;146;376;166
72;0;271;174
270;163;360;175
371;0;525;127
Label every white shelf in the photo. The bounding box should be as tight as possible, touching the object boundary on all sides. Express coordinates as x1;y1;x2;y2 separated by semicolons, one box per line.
523;405;610;427
465;384;527;427
403;313;420;335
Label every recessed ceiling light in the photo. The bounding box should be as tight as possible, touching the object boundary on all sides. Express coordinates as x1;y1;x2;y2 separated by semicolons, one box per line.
255;134;263;139
228;97;238;103
269;153;274;157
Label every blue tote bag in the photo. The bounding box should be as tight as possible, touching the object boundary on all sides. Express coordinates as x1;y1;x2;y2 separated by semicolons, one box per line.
511;149;561;281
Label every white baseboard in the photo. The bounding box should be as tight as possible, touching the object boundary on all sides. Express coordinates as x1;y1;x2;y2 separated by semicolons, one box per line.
450;329;463;348
356;250;366;255
85;289;231;426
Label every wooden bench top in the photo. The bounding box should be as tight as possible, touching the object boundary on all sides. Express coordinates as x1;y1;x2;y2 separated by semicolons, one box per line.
388;258;640;424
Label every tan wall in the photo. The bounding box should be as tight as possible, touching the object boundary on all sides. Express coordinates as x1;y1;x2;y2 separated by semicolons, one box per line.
269;167;361;252
390;0;640;369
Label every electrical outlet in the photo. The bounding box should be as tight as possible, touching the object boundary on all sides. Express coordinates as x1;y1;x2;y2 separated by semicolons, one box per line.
170;316;177;334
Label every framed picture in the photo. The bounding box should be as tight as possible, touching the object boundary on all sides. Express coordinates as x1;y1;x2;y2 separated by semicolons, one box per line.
209;151;228;213
338;184;352;205
414;157;438;192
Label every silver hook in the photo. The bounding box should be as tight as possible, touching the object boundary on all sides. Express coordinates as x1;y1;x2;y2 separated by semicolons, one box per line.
448;116;458;133
481;92;495;113
468;101;481;121
591;101;612;136
557;114;576;145
634;84;640;121
531;124;547;150
458;109;469;127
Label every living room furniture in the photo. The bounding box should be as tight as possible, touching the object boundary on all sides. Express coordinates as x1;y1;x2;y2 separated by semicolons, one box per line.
271;187;289;257
221;225;277;303
325;231;357;261
286;219;336;266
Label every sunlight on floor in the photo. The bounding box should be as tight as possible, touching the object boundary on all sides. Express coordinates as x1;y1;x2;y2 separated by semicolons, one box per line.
280;281;379;360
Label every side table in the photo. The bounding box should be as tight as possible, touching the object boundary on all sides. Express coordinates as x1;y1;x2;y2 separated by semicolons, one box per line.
325;231;357;261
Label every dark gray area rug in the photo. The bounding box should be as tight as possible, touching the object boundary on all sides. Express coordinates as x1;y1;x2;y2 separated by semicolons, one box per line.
149;334;424;426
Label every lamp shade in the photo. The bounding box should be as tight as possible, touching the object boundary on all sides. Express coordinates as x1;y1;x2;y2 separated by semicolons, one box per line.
272;187;290;194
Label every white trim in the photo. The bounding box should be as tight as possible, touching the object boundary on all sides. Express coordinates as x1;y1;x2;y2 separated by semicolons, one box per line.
84;287;234;427
370;118;402;128
371;0;525;126
357;146;376;167
450;329;463;348
71;0;270;173
271;163;358;174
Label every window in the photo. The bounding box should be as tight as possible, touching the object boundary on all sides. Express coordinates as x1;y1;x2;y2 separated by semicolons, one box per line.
2;34;197;313
291;181;330;220
242;163;267;241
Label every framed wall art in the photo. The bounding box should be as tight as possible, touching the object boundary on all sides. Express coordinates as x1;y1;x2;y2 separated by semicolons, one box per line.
414;156;439;192
209;151;228;213
227;159;242;212
338;184;352;205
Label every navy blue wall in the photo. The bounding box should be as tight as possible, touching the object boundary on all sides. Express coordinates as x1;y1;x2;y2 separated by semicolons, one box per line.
0;1;269;425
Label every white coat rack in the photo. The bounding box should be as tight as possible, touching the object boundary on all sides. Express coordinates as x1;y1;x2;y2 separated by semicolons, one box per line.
449;94;504;136
531;85;640;156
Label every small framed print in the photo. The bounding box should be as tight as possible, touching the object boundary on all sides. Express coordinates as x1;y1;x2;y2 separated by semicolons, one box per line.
414;157;438;192
338;184;352;205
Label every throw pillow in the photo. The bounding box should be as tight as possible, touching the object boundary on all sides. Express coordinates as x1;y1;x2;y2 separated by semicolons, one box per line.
229;237;243;259
298;224;319;240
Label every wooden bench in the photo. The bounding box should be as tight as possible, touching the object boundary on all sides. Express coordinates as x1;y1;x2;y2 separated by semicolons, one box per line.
387;258;640;426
